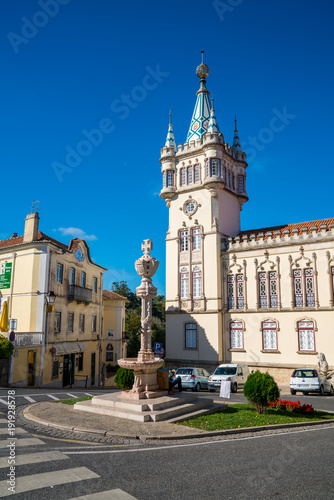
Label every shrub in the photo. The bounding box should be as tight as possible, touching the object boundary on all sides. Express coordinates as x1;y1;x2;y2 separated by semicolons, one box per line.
243;370;280;414
0;335;14;359
114;367;134;390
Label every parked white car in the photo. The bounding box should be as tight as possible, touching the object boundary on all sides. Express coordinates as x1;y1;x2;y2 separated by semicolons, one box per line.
208;363;249;393
290;368;334;395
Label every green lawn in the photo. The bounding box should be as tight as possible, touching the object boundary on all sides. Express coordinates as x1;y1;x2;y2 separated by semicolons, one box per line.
58;396;93;405
177;404;334;431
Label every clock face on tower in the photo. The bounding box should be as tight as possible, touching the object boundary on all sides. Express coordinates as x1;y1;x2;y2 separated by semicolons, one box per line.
74;248;84;262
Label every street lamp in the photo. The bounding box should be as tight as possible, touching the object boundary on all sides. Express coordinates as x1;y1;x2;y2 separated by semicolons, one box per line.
46;291;56;307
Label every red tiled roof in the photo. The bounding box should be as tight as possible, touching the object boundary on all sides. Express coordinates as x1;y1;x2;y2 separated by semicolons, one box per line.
102;290;128;301
237;218;334;241
0;231;67;250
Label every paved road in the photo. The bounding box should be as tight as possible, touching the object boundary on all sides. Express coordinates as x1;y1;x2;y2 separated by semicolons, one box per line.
0;388;114;408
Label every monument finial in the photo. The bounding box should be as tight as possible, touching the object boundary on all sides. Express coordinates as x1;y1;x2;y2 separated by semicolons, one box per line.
141;239;153;258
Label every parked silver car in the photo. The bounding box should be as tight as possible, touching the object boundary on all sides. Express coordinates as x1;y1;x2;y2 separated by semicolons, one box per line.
208;363;250;393
173;367;210;391
290;368;334;395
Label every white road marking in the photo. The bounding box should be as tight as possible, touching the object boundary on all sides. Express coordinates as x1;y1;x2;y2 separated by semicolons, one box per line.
0;466;99;497
47;394;60;401
0;419;8;423
0;437;45;449
84;393;93;396
65;424;334;455
0;450;68;469
0;399;8;405
71;489;138;499
66;393;77;398
0;427;27;435
24;396;36;403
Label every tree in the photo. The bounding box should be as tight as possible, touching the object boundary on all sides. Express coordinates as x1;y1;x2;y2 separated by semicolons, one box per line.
243;371;280;414
111;281;140;311
0;335;14;359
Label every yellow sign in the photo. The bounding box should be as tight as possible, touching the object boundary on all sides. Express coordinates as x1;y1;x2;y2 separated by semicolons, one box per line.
46;305;54;313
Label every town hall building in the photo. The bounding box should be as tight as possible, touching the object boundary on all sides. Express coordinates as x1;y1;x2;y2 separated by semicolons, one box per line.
160;58;334;384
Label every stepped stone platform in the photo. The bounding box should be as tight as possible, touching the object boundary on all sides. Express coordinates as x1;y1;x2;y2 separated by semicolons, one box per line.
74;391;227;422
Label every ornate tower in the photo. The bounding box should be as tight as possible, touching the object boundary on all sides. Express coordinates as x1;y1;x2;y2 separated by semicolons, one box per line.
160;55;248;367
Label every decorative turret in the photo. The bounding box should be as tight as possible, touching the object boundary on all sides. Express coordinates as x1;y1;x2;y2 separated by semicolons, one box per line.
207;97;220;135
165;110;176;152
186;52;211;143
232;116;242;156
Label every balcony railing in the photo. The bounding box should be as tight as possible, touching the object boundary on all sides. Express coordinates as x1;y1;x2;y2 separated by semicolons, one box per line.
68;285;92;303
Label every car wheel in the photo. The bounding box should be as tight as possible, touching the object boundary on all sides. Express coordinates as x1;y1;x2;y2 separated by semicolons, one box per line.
231;382;237;393
194;382;200;392
330;386;334;396
319;385;324;396
290;389;296;395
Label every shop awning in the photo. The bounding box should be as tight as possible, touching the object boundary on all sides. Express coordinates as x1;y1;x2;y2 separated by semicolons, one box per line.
78;342;88;352
52;343;65;356
63;342;81;354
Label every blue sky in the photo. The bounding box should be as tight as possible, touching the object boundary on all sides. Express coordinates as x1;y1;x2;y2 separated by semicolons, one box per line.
1;0;333;295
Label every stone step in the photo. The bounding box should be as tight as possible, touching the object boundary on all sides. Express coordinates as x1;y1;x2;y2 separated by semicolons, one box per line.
149;398;219;422
89;392;200;412
163;402;227;423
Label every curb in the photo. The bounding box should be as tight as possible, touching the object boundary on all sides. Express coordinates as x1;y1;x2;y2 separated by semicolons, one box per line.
22;403;334;442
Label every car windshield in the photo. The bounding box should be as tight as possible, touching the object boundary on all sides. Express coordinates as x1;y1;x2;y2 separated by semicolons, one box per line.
292;369;316;378
214;367;237;376
176;368;193;375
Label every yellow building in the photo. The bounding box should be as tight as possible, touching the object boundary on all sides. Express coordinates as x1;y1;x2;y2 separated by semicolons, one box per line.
0;212;107;388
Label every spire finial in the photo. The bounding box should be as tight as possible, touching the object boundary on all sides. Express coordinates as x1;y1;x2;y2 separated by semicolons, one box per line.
211;95;214;110
201;50;204;64
169;108;172;125
196;51;209;79
234;114;238;132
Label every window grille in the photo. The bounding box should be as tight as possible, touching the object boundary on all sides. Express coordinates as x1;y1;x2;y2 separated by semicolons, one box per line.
259;272;267;308
269;272;278;307
227;275;234;309
211;158;220;176
180;269;189;299
180;231;189;252
192;267;201;298
262;321;277;350
298;321;315;351
230;321;243;349
167;170;174;187
192;228;201;250
237;274;244;308
194;164;200;183
304;268;315;306
180;168;186;186
187;166;193;184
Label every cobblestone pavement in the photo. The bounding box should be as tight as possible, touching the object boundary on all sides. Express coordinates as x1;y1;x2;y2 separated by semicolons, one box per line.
15;400;334;448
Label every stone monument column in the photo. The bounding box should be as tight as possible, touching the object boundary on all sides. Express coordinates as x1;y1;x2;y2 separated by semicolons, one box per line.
118;240;164;399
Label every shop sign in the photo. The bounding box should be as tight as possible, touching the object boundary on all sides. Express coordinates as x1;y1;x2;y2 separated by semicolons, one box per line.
0;263;12;289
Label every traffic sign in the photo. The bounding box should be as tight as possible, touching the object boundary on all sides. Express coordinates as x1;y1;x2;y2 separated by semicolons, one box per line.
154;342;163;353
9;331;15;342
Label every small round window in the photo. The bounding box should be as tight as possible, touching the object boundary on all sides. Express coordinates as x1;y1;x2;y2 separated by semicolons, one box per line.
186;202;195;213
182;198;198;218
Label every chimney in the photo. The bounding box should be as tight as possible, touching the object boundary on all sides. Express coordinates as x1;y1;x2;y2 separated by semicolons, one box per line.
23;213;40;243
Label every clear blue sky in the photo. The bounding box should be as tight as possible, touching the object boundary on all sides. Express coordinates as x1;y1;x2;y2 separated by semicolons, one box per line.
1;0;333;295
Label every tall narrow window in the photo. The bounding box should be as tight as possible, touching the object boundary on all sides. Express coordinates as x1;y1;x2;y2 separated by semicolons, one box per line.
192;267;201;298
227;275;234;310
81;272;86;288
167;170;174;187
205;159;209;177
93;277;98;294
230;321;243;350
237;274;244;309
293;269;303;306
180;168;186;186
262;321;277;350
192;228;201;250
187;166;193;184
79;314;85;333
227;170;230;187
231;174;235;190
269;272;278;307
211;158;220;176
180;268;189;299
298;321;315;351
259;272;267;308
180;231;189;252
54;312;61;333
68;313;74;333
223;166;226;182
69;267;75;285
162;172;166;188
57;263;63;284
194;164;200;183
185;323;197;349
305;269;315;306
238;175;244;193
92;315;97;333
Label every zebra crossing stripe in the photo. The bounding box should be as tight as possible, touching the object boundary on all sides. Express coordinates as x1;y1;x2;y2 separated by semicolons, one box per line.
47;394;60;401
0;450;68;469
0;466;99;497
0;438;45;449
0;427;28;435
84;393;93;396
24;396;36;403
0;419;8;423
70;489;138;499
66;393;77;398
0;399;8;405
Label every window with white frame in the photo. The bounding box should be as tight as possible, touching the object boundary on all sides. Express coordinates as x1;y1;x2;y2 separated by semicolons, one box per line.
227;275;234;310
298;320;315;351
57;263;63;284
92;315;97;333
81;272;86;288
269;272;278;307
238;175;244;193
187;166;193;184
180;231;189;252
230;321;243;350
180;167;186;186
237;274;244;309
79;314;85;333
192;267;201;298
194;164;200;183
262;321;278;350
180;268;189;299
162;172;166;188
211;158;220;176
185;323;197;349
69;267;75;285
259;272;267;308
67;313;74;333
293;268;315;307
54;312;61;333
167;170;174;187
205;159;209;177
293;269;303;306
93;277;98;294
192;228;201;250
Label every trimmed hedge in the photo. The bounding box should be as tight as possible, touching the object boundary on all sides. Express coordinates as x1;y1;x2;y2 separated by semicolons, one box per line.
243;370;280;414
114;367;134;390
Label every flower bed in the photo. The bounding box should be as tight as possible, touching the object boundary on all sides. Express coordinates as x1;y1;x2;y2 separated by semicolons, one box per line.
268;399;314;414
